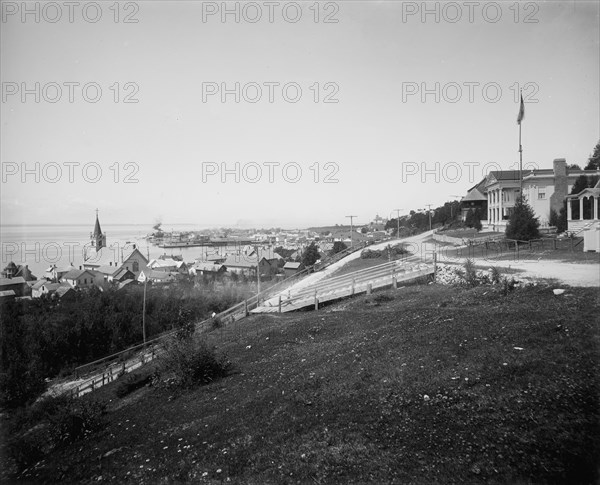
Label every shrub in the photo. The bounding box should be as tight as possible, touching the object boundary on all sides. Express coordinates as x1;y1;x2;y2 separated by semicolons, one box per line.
158;336;232;389
490;266;502;285
115;368;153;398
463;259;478;287
7;394;106;472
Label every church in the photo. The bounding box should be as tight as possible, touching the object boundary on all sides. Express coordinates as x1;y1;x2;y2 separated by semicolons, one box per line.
82;211;149;280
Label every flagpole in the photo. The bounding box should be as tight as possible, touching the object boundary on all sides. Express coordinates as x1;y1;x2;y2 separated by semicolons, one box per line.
519;120;523;196
518;90;523;197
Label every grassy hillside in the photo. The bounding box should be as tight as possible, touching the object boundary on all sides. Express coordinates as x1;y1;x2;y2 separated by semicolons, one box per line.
4;283;600;484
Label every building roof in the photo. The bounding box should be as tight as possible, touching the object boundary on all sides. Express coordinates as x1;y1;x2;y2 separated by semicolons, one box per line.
283;262;303;269
0;276;27;286
223;255;262;269
194;263;226;272
62;269;94;280
462;187;487;202
0;290;16;297
118;279;136;290
44;283;62;292
32;279;48;290
84;246;148;268
113;267;133;280
95;265;120;276
93;214;103;238
56;285;75;297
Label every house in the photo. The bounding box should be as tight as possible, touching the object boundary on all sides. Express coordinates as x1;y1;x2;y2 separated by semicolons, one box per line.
283;261;305;278
522;159;599;226
31;281;63;298
461;178;488;221
148;258;188;274
55;285;76;300
0;276;28;297
565;178;600;251
465;159;600;230
1;262;37;281
0;290;16;301
137;269;178;284
222;254;272;277
190;263;227;276
60;269;102;289
45;264;76;281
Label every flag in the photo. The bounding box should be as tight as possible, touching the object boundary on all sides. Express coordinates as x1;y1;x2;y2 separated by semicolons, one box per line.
517;94;525;125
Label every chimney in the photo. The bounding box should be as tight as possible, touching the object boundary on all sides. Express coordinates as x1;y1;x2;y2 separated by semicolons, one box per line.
553;158;567;177
550;158;568;215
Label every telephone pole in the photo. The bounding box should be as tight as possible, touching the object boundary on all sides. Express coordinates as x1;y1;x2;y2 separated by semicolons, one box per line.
394;209;402;239
346;215;357;247
425;204;433;231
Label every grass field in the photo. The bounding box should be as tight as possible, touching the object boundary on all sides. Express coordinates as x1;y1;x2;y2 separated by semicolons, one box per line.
3;283;599;484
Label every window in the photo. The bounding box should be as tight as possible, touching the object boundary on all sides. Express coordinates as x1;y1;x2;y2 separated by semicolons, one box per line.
538;192;546;199
133;261;139;272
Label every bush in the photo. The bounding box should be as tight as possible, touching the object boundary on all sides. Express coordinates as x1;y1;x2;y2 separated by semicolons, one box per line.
158;336;232;389
463;259;478;287
115;368;154;398
7;394;106;472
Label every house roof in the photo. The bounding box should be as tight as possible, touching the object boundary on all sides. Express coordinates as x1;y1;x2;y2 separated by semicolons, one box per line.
0;290;16;297
140;269;176;280
283;262;302;269
84;247;148;268
113;267;133;279
32;279;48;290
62;269;95;280
95;265;120;276
194;263;226;272
0;276;27;286
118;279;136;290
44;283;62;292
223;255;263;269
56;286;74;297
462;187;487;202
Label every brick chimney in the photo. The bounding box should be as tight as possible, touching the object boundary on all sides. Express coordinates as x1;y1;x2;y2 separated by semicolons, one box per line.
550;158;568;214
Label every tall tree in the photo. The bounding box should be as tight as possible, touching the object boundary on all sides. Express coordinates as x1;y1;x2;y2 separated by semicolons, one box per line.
301;243;321;267
506;197;540;241
584;140;600;170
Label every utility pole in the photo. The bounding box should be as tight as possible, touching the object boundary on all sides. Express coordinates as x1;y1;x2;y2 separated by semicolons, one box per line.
254;245;261;301
346;215;357;247
394;209;402;239
425;204;433;231
142;278;147;345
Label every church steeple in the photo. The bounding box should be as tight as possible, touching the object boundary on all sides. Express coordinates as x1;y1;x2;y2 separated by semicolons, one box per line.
91;209;106;251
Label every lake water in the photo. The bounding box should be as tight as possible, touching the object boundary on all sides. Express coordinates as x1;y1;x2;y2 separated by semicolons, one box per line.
0;223;242;279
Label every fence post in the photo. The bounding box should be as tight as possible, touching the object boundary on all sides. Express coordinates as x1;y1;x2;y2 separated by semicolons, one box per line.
392;275;397;289
278;295;282;313
351;278;355;296
314;295;319;311
367;283;372;295
244;300;248;316
433;252;437;283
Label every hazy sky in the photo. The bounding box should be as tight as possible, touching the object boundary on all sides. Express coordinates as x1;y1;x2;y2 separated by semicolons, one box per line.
1;0;599;228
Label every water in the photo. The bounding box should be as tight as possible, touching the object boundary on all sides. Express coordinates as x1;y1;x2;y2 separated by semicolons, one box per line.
0;223;242;280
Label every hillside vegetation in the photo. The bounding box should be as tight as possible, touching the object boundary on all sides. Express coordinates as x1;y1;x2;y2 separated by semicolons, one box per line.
2;283;599;484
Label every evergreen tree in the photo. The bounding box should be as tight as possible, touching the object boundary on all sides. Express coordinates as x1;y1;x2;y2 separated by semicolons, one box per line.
506;197;540;241
584;139;600;170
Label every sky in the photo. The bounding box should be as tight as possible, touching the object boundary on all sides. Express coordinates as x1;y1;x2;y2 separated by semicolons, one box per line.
1;0;599;229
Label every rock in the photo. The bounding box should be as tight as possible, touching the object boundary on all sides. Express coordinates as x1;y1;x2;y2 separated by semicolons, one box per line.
553;289;565;295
